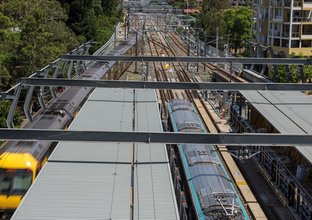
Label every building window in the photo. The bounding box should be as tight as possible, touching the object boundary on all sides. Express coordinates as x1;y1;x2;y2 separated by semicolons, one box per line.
282;25;289;37
291;40;300;48
292;25;300;38
282;39;289;47
273;38;280;46
302;25;312;35
302;40;312;48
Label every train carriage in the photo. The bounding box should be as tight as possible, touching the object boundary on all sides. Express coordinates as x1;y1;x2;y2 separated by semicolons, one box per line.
168;99;249;220
0;34;136;214
0;140;52;212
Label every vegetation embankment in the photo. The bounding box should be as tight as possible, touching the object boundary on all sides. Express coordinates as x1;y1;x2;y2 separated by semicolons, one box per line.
0;0;122;127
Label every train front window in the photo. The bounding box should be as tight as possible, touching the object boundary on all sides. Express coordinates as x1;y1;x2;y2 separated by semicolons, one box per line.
0;169;33;195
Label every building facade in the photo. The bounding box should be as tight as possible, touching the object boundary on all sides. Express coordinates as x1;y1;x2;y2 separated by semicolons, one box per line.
253;0;312;56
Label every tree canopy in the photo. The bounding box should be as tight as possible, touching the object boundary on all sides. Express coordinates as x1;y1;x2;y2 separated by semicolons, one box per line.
196;2;252;54
0;0;121;89
58;0;122;42
224;7;252;53
196;0;231;46
0;0;121;127
269;53;312;83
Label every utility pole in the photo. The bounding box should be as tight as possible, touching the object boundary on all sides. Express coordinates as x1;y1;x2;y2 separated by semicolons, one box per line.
216;27;219;57
187;27;190;70
124;16;127;40
125;12;130;40
114;25;117;48
141;18;145;56
204;32;207;71
135;31;138;72
197;36;200;72
146;62;149;81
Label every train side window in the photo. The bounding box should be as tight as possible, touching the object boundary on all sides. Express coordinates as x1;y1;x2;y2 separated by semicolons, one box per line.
0;177;10;194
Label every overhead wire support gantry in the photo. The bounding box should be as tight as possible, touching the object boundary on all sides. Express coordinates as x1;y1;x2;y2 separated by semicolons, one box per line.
59;55;312;65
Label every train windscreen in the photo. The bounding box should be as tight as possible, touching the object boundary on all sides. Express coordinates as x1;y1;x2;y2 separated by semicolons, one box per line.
0;169;32;195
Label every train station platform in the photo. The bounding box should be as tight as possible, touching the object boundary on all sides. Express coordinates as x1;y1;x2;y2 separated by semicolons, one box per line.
240;90;312;163
12;88;179;220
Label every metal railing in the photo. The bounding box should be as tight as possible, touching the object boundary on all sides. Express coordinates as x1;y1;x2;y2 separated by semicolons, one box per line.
292;32;300;38
271;0;283;6
293;1;302;7
86;22;121;67
205;45;243;73
293;17;312;22
302;31;312;35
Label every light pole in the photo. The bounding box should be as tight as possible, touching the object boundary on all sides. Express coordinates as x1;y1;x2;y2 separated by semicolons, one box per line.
205;37;223;57
186;0;188;14
216;27;219;57
187;26;190;70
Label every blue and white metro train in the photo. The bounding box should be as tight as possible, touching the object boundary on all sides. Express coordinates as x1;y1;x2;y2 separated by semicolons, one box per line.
168;99;249;220
0;34;136;213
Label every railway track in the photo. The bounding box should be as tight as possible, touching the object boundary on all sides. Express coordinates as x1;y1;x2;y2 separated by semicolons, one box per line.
167;30;248;82
164;32;265;219
146;29;174;119
143;18;266;219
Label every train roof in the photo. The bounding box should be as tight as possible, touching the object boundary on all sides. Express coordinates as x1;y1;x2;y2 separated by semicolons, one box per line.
168;99;246;219
12;88;179;220
168;100;204;132
181;144;239;212
0;152;37;171
169;99;194;112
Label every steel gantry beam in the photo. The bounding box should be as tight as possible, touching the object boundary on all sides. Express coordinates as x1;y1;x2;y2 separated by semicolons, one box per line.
19;78;312;91
0;129;311;146
59;55;312;65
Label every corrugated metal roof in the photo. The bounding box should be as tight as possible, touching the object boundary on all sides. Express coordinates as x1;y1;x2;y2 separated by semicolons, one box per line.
240;90;312;163
12;88;179;220
13;163;131;220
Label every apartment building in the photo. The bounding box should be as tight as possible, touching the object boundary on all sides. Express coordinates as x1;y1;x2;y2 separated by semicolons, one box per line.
253;0;312;56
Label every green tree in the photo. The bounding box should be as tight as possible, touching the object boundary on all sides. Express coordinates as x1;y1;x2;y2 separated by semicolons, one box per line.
0;11;19;89
196;0;231;45
0;100;22;128
224;7;252;53
0;0;122;126
169;0;185;9
101;0;118;16
269;53;312;82
2;0;78;81
201;0;231;11
57;0;122;43
64;0;98;41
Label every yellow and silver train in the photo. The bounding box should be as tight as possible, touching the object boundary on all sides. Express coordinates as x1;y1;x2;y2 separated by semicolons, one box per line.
0;81;97;214
0;84;91;213
0;34;136;215
0;141;53;212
